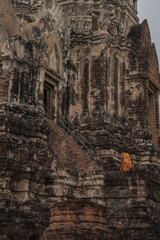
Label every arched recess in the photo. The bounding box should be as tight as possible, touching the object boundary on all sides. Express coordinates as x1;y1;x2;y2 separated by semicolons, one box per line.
25;14;65;114
45;31;63;75
49;43;60;74
42;30;64;118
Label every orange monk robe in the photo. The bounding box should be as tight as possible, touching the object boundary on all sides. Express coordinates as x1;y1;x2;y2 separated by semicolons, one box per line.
120;152;131;171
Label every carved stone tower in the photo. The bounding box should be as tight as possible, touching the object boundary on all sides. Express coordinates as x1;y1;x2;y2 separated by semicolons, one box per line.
0;0;160;239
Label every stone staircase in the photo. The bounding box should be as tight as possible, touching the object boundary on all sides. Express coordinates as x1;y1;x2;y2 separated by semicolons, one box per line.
43;105;98;160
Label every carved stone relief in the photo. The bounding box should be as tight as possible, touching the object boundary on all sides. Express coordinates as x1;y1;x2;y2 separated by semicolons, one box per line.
98;1;124;37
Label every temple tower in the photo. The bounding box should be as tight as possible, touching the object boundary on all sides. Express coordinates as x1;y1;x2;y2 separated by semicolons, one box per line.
0;1;160;239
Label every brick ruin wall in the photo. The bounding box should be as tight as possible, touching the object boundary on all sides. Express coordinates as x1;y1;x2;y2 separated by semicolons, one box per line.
0;0;160;239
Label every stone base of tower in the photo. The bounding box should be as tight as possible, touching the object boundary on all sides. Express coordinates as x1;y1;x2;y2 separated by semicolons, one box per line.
41;200;112;240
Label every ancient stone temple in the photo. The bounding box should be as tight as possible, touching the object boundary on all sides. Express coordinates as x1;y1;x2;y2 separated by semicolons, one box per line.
0;0;160;239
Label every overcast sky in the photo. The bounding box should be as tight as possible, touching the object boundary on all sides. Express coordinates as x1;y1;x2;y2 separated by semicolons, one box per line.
138;0;160;67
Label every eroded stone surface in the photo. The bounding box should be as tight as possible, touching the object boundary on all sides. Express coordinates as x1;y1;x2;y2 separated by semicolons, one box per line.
0;0;160;239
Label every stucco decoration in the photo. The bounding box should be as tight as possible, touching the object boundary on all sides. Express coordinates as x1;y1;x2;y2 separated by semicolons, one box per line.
98;1;124;37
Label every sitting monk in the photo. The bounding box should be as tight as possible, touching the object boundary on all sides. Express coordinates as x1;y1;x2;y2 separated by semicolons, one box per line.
120;152;131;171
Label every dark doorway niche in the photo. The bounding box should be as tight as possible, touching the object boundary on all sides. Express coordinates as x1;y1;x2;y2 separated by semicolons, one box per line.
29;234;39;240
44;86;50;115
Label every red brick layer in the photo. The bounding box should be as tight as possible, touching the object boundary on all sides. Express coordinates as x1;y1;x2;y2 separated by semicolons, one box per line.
46;118;101;173
41;200;110;240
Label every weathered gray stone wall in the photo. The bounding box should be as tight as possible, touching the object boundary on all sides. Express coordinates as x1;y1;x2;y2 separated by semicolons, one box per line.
0;104;54;239
0;0;160;239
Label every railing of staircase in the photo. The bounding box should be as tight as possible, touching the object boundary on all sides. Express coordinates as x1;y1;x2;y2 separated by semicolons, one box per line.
40;104;97;159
